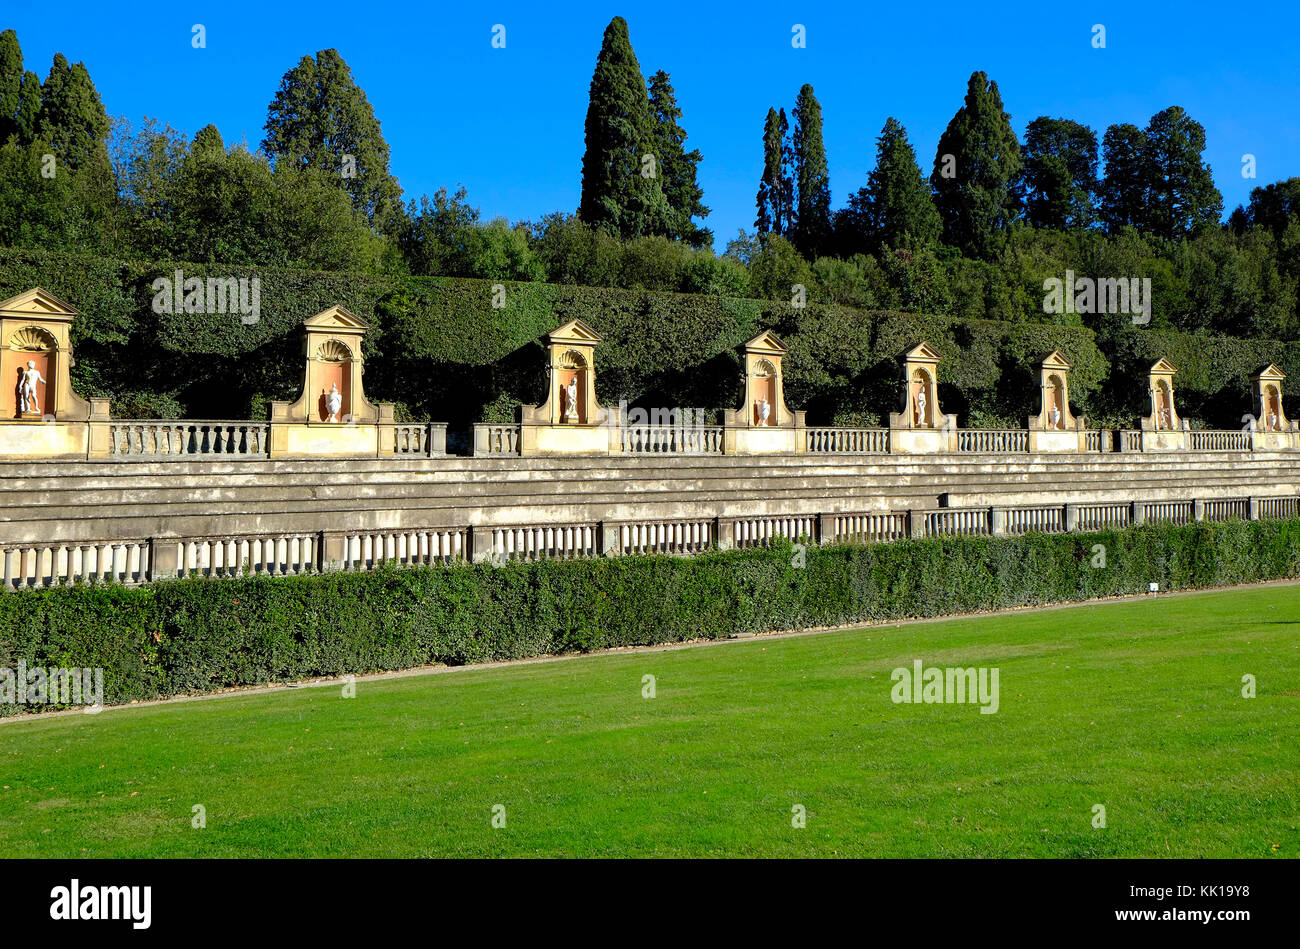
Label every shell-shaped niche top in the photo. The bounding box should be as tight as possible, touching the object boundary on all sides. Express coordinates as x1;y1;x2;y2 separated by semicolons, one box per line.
314;339;353;362
754;358;777;378
8;325;56;351
557;348;588;370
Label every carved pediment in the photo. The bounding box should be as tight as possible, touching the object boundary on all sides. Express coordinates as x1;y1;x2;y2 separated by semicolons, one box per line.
902;341;942;363
303;305;368;333
547;318;603;345
1253;363;1285;382
0;287;78;321
1040;350;1072;371
742;330;788;356
1148;357;1178;375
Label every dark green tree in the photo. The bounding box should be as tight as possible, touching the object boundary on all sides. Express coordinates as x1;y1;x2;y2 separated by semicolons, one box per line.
261;48;404;231
755;106;794;237
191;123;225;159
15;70;41;143
792;83;830;257
845;117;941;253
578;17;671;240
647;70;710;247
1141;106;1222;238
0;30;22;144
1230;177;1300;238
1098;123;1147;231
931;71;1022;257
1018;116;1099;229
35;53;111;171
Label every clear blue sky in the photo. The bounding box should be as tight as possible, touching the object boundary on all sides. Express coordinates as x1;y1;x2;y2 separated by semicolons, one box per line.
6;1;1299;249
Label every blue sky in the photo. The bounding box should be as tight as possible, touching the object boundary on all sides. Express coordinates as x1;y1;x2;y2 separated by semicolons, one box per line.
5;1;1299;249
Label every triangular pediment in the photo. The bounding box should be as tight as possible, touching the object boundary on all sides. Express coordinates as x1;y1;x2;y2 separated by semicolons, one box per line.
742;330;788;355
1149;357;1178;375
547;318;602;345
304;305;368;332
1040;349;1072;370
0;287;78;320
1254;363;1285;381
902;341;942;362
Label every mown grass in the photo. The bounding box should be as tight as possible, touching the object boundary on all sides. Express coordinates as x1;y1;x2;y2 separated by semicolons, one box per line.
1;585;1297;857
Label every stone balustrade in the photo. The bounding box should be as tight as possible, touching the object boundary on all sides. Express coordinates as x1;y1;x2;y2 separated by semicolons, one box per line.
957;429;1030;453
473;423;523;456
806;427;890;454
621;424;725;454
388;422;449;456
107;420;270;457
1190;430;1252;451
4;492;1297;590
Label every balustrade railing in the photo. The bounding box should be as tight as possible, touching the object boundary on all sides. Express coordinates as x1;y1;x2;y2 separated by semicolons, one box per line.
957;429;1029;453
833;513;907;543
618;520;713;555
806;427;890;454
733;515;818;548
1203;498;1249;522
388;422;447;456
1258;496;1298;519
1143;501;1194;525
1076;503;1130;531
2;542;150;589
1190;430;1251;451
483;524;595;561
473;424;522;456
622;425;724;454
925;508;991;536
1119;430;1142;452
1004;505;1065;534
108;420;269;457
174;535;318;579
341;529;467;569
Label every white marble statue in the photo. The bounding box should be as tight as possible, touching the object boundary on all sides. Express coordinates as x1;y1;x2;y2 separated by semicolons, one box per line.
564;375;579;421
757;395;771;426
19;360;45;414
915;387;927;427
326;382;342;422
1049;404;1062;430
1160;405;1171;430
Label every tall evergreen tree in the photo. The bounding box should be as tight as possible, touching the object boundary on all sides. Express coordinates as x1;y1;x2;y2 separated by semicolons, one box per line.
845;117;941;253
191;123;225;159
647;70;710;247
931;71;1022;257
755;107;794;237
1098;123;1147;231
792;84;830;257
1018;116;1099;229
262;48;404;230
15;70;40;144
578;17;671;240
0;30;22;144
1141;106;1222;238
36;53;110;171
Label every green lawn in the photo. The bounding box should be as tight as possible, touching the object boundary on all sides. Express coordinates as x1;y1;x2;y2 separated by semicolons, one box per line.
2;585;1298;858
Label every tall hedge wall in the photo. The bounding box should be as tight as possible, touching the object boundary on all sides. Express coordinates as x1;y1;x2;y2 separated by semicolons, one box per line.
4;518;1299;714
0;245;1293;427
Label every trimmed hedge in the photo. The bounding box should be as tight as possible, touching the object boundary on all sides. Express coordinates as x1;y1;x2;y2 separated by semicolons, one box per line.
12;243;1293;428
4;518;1299;714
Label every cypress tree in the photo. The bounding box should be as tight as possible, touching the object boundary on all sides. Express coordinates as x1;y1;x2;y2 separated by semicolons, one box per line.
647;69;710;247
578;17;670;239
931;71;1022;257
848;117;941;252
15;71;41;144
36;53;111;171
0;30;21;144
262;49;404;230
792;84;830;257
755;106;794;237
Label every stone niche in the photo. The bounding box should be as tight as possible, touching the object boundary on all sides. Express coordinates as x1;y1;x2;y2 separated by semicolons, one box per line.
1027;350;1087;452
888;342;958;453
1140;357;1189;451
269;305;395;457
1251;364;1297;450
518;319;609;454
722;330;805;453
0;287;109;459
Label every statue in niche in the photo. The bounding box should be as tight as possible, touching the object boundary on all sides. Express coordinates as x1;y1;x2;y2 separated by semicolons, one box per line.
19;360;45;414
1049;404;1062;430
756;395;771;426
1266;390;1280;431
915;386;927;427
564;375;579;421
326;382;342;423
